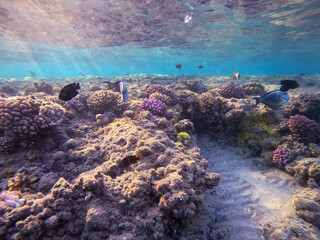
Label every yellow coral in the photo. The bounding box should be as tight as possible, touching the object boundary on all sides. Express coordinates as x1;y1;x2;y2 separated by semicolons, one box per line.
177;132;191;142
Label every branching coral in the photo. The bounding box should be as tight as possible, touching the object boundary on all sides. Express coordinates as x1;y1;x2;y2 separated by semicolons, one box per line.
288;115;318;144
141;98;167;116
272;145;291;168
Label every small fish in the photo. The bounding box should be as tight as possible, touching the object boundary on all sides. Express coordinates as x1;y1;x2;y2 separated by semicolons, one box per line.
79;72;85;76
59;82;80;101
198;65;204;69
176;64;182;71
233;71;240;80
279;79;299;92
118;154;142;169
253;90;290;107
104;81;130;102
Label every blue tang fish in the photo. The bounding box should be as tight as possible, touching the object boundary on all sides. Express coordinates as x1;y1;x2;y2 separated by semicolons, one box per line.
104;81;129;102
253;90;290;107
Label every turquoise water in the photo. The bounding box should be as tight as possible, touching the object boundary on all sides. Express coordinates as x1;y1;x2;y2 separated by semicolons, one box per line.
0;0;320;77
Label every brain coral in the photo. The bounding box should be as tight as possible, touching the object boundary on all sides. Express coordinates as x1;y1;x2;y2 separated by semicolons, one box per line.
0;96;65;139
87;90;119;113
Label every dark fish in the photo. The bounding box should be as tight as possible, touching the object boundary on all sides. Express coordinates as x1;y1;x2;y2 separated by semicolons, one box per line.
279;80;299;92
79;72;85;76
198;65;204;69
59;82;80;101
118;154;142;169
104;80;129;101
233;71;240;80
30;71;36;78
253;90;289;107
176;64;182;71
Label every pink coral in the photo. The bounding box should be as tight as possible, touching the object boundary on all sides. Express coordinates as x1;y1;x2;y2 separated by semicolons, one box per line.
141;98;167;116
272;145;291;168
288;115;318;144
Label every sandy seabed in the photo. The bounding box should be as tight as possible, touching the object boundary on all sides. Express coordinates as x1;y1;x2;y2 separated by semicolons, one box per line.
0;74;320;240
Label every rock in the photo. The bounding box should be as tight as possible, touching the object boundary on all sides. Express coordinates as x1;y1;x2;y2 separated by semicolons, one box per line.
44;215;59;229
293;188;320;228
37;172;60;193
292;158;320;187
85;207;110;231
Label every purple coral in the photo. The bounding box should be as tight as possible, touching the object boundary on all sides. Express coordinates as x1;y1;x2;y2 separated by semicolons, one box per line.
65;99;86;113
141;98;167;116
288;115;318;144
146;84;174;98
272;146;291;168
219;83;245;99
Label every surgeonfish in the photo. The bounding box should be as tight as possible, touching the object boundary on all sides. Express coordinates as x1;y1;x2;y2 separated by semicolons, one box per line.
253;90;290;107
279;79;300;92
233;71;240;80
104;81;129;102
176;64;182;71
58;82;80;101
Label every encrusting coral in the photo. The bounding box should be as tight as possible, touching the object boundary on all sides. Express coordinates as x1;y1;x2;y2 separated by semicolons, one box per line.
219;83;246;99
0;116;220;239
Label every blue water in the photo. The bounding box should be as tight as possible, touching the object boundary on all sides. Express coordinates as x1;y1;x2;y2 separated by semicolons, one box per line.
0;0;320;77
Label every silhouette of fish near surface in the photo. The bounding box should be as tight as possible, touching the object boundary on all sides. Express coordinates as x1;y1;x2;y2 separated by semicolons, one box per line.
104;81;129;102
59;82;80;101
279;79;300;92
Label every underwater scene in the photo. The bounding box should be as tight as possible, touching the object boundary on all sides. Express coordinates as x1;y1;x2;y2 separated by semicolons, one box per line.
0;0;320;239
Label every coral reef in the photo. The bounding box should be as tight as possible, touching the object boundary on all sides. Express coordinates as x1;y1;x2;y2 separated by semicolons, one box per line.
146;84;174;98
198;92;224;123
174;119;195;134
87;90;119;113
288;115;318;144
33;81;53;94
140;98;167;116
288;157;320;187
219;83;246;99
238;108;279;146
149;92;173;106
243;81;266;96
0;190;25;208
0;117;220;239
293;188;320;228
65;99;86;113
177;132;191;142
0;136;16;153
272;145;291;168
0;96;65;140
285;93;320;121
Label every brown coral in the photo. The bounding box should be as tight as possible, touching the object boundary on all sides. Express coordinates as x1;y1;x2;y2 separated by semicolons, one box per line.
0;96;65;139
87;90;119;113
198;92;224;122
149;92;173;106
